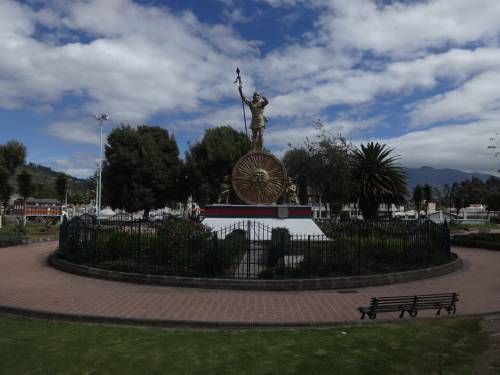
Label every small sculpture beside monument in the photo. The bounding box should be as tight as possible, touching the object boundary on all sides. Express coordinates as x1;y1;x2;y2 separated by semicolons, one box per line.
217;175;232;204
285;177;300;205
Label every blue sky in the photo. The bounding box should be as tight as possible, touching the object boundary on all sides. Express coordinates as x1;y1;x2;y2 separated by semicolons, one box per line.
1;0;500;177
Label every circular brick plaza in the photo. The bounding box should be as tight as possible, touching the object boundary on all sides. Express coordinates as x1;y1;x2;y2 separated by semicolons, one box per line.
1;241;499;327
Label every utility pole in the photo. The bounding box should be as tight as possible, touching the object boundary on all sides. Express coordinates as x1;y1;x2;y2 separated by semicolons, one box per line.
93;114;110;217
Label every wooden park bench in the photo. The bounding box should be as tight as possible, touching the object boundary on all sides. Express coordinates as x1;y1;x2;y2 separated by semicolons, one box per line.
358;293;459;319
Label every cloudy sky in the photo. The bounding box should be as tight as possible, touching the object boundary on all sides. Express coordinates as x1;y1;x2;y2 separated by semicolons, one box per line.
1;0;500;177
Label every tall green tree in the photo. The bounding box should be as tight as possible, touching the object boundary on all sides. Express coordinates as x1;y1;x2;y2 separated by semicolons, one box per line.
55;173;68;202
0;141;26;174
103;124;182;218
413;185;423;217
17;171;33;199
0;140;26;212
0;166;11;211
423;184;433;214
283;132;353;214
351;142;407;219
485;192;500;211
185;125;251;205
459;177;486;206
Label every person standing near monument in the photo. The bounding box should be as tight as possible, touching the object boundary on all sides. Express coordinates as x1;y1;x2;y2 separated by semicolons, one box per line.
238;84;268;150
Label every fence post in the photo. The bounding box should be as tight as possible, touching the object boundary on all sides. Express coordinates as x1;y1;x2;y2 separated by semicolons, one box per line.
212;231;218;276
137;220;142;271
247;220;251;279
307;235;311;276
358;221;362;275
443;220;451;258
426;220;431;262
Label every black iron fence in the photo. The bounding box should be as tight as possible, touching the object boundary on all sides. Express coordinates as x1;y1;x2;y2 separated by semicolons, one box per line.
58;216;451;279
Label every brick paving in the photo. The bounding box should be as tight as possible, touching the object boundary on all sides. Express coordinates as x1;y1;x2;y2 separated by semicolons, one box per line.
0;242;499;326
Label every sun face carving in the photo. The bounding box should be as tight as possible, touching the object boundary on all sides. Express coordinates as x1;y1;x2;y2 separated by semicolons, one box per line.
232;151;287;205
250;168;270;188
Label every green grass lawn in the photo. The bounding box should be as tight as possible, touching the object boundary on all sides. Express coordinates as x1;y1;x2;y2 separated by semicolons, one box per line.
0;315;488;375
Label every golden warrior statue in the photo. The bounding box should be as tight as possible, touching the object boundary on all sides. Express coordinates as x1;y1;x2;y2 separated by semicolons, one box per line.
237;78;269;150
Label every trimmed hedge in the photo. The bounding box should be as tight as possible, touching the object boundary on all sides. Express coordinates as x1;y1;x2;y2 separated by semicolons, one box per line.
451;233;500;251
0;234;28;248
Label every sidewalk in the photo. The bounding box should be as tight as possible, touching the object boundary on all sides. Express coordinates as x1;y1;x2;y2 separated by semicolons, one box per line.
0;242;499;327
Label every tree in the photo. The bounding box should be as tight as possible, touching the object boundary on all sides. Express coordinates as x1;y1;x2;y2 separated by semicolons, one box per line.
17;171;32;199
185;125;251;205
103;124;182;218
0;141;26;174
350;142;407;219
69;192;85;205
283;132;353;214
459;177;486;206
0;166;10;211
423;184;433;214
0;140;26;213
55;173;68;203
485;192;500;211
413;185;423;217
486;176;500;193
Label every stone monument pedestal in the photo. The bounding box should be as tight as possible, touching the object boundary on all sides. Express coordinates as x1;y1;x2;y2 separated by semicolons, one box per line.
202;204;324;237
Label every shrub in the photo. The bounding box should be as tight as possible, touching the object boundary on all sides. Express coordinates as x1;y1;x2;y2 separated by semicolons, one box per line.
268;227;290;267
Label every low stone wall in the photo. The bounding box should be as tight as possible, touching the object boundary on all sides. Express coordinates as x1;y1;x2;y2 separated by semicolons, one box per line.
49;252;462;291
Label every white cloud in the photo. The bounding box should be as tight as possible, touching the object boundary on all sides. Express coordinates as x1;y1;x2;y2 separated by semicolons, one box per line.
321;0;500;56
262;47;500;120
0;0;258;122
3;0;500;176
367;120;499;174
52;153;100;178
223;8;254;24
409;70;500;126
46;121;100;145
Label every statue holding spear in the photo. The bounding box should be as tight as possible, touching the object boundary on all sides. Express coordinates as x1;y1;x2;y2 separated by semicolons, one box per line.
234;68;269;150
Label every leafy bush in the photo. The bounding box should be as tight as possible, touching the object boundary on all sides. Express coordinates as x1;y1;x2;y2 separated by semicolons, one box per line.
268;227;290;267
0;234;27;247
451;233;500;251
148;219;212;275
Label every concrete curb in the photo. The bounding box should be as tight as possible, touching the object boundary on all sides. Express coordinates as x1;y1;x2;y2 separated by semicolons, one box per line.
0;303;497;330
49;252;462;291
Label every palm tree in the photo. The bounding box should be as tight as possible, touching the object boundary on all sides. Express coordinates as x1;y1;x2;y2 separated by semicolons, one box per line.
351;142;407;219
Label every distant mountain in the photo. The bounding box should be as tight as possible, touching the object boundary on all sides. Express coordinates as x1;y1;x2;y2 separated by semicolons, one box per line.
11;163;91;199
406;166;493;191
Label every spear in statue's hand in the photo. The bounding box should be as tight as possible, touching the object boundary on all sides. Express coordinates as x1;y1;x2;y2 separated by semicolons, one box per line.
234;67;243;87
235;67;248;137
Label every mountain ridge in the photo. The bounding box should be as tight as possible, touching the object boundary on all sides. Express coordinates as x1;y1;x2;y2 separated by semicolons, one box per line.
406;166;494;191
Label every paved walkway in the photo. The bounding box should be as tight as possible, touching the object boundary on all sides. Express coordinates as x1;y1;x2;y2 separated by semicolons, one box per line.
0;242;499;326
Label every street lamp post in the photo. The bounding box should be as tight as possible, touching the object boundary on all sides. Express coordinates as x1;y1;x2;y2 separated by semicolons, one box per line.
93;114;110;217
